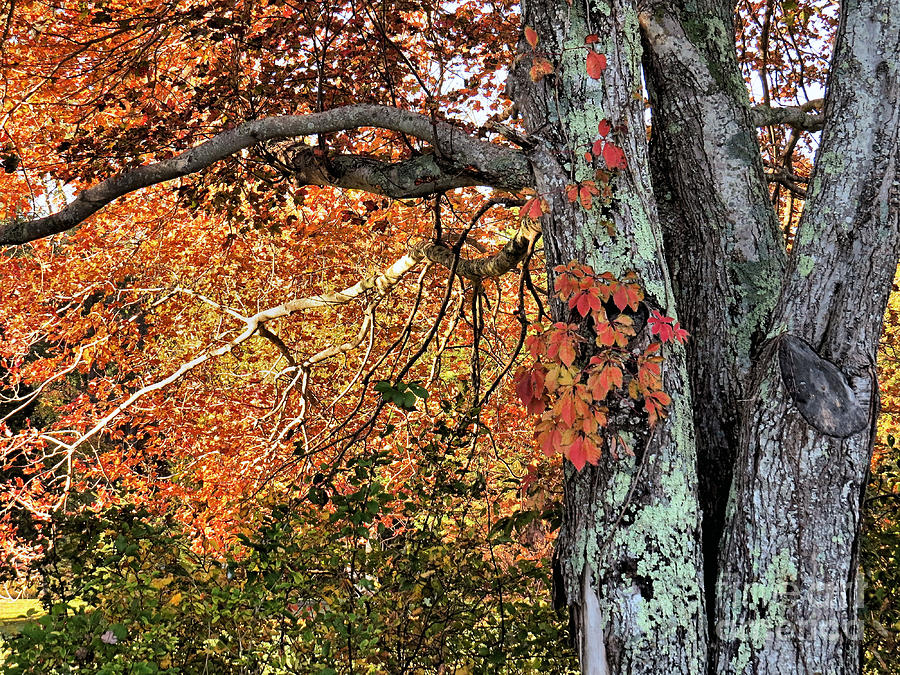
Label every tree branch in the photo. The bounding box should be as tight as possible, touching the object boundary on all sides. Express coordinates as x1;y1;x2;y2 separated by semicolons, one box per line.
414;219;541;280
35;213;539;454
750;99;825;131
281;148;492;199
0;104;532;245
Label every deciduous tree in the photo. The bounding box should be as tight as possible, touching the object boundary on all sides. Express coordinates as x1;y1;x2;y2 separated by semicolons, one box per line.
1;0;898;673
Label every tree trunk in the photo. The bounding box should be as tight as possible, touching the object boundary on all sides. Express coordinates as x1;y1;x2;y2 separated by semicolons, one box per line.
639;0;785;648
512;0;706;671
514;0;900;672
715;1;900;672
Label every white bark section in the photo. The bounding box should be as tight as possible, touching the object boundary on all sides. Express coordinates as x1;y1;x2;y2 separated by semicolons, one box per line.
580;565;610;675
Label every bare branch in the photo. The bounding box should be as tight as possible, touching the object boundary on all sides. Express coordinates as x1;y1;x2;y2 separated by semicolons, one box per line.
415;219;540;280
750;99;825;131
31;213;540;455
0;104;532;245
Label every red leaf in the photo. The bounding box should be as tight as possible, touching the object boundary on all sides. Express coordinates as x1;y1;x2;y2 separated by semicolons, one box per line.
602;142;627;170
530;57;554;82
575;292;591;317
524;26;538;48
579;181;600;210
515;370;533;407
585;34;599;44
597;119;612;138
539;428;562;457
559;341;576;367
521;196;548;221
567;435;587;470
648;310;675;341
559;393;576;427
582;435;602;466
591;138;603;157
612;282;642;311
586;51;607;79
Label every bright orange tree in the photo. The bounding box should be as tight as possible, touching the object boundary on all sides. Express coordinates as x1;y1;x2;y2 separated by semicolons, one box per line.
2;0;900;672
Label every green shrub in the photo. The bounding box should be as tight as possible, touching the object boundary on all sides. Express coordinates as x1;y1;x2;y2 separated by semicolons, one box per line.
3;430;575;673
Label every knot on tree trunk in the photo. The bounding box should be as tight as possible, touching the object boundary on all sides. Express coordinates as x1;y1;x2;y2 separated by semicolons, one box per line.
777;334;869;437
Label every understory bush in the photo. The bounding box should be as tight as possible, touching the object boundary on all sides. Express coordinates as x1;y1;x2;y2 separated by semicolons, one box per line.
2;423;574;673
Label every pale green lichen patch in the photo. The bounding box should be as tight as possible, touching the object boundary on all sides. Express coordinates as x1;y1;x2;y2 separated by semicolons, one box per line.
798;254;816;277
590;0;611;17
724;542;799;672
622;5;642;83
729;257;783;369
819;151;846;176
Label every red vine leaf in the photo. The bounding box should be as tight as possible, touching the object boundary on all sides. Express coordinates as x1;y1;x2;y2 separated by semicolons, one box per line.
521;196;548;221
602;142;627;170
586;51;607;79
530;57;554;82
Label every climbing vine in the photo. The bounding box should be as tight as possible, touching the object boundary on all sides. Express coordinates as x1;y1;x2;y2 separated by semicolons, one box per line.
515;262;687;470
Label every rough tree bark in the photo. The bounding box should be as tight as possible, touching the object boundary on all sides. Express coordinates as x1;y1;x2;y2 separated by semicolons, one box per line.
512;0;900;672
511;0;706;672
715;1;900;672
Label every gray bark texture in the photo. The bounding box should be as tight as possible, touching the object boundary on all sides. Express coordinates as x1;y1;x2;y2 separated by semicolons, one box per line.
639;0;786;647
511;0;900;671
715;0;900;672
511;0;706;672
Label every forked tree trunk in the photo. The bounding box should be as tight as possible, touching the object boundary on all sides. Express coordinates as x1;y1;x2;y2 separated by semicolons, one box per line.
715;2;900;672
512;0;900;672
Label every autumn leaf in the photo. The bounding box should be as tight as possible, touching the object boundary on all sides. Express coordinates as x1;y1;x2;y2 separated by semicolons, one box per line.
515;367;546;414
578;181;600;209
566;435;587;470
566;180;600;210
572;287;603;317
565;434;601;471
611;281;643;311
538;427;563;457
644;390;672;426
546;323;581;367
598;119;612;138
586;51;607;79
521;196;548;221
530;57;554;82
525;26;538;48
557;391;576;427
525;332;547;359
648;310;676;341
602;141;627;170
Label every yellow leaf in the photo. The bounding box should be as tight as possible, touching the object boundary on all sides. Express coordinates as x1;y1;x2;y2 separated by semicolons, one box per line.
149;575;173;590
